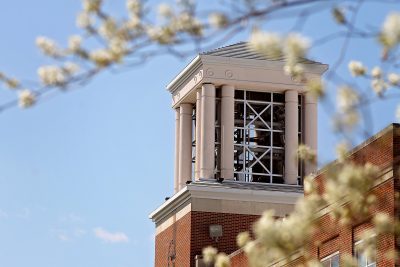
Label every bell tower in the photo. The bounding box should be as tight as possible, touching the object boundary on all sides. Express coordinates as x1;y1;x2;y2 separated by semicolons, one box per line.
150;43;327;267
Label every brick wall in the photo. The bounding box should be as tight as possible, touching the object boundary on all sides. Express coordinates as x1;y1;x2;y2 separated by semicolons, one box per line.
230;125;400;267
154;211;259;267
155;212;192;267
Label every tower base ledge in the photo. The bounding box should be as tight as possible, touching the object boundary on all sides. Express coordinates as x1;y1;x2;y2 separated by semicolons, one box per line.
149;180;303;235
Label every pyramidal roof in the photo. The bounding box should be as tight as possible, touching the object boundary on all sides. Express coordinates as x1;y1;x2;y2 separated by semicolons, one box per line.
200;42;320;64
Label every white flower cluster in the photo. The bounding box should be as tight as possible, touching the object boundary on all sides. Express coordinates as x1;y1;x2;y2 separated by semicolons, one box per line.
37;63;79;86
146;8;203;44
238;158;388;267
202;246;230;267
76;12;93;29
306;79;325;99
208;12;228;29
325;163;378;224
297;144;317;164
18;89;36;108
68;35;82;53
158;3;173;18
335;86;360;130
89;49;114;67
0;72;20;89
202;246;217;264
337;86;359;112
36;36;61;57
369;66;387;96
38;66;66;85
348;60;367;76
127;0;142;17
248;31;282;59
381;12;400;48
83;0;102;13
388;73;400;85
248;31;310;81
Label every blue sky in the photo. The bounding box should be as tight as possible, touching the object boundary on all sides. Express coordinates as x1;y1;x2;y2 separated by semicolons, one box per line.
0;1;399;267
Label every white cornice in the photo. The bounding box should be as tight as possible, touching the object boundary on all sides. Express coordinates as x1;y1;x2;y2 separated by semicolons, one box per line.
166;53;328;97
166;55;202;94
149;182;304;225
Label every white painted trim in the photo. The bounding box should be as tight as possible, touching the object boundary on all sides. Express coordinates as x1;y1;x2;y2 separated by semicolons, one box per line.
167;55;201;92
149;183;303;225
320;251;340;262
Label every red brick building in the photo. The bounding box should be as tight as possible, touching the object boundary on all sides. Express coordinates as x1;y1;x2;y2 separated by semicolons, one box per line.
229;123;400;267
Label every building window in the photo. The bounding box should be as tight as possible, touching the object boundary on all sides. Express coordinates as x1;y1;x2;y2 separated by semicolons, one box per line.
233;90;301;183
321;252;340;267
355;240;376;267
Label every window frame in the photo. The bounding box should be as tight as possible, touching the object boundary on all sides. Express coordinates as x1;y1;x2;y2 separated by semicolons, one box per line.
321;251;340;267
354;239;376;267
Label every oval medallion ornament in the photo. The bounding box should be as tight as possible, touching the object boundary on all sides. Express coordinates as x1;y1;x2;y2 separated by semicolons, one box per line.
206;68;214;77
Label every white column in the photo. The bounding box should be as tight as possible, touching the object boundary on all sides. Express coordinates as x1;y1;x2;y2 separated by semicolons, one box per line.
284;90;299;185
220;85;235;180
194;90;202;181
174;108;180;193
200;84;216;179
178;103;193;189
304;92;318;176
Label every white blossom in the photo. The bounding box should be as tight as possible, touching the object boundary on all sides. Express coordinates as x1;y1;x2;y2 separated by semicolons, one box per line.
388;73;400;86
371;79;387;96
158;3;173;18
348;60;367;76
76;12;92;28
337;86;359;111
126;0;142;17
297;144;316;163
215;253;230;267
338;110;360;129
173;13;203;36
371;66;382;79
208;13;228;28
236;232;250;247
382;12;400;48
99;18;117;39
83;0;102;13
306;79;325;99
202;246;217;264
336;142;349;163
284;33;310;60
5;78;19;89
373;213;393;233
248;31;282;59
36;36;60;57
147;26;175;44
109;38;127;62
284;63;304;80
68;35;82;52
89;49;114;67
303;175;317;194
18;89;36;108
63;62;79;74
37;66;66;85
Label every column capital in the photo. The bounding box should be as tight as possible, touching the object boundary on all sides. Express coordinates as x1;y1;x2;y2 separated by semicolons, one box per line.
179;103;193;114
221;84;235;97
304;92;318;104
285;90;298;103
201;83;216;97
